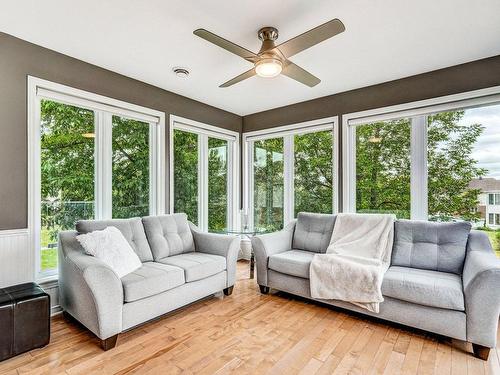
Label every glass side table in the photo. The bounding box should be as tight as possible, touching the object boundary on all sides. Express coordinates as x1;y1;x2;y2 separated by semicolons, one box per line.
221;228;269;279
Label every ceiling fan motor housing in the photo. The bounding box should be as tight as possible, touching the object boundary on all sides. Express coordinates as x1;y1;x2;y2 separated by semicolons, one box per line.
258;27;279;55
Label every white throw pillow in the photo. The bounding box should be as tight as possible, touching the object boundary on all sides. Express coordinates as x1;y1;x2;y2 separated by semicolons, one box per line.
76;226;142;278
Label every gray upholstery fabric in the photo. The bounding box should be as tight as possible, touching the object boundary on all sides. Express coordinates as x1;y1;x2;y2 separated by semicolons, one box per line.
58;231;123;339
252;220;296;286
267;270;467;341
189;223;240;287
392;220;471;274
76;217;153;262
463;230;500;347
268;250;315;279
382;266;464;311
121;262;185;302
158;252;226;282
292;212;336;253
142;214;194;260
122;271;226;330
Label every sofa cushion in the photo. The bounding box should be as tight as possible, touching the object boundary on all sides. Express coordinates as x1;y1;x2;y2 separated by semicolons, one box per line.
382;266;465;311
391;220;471;274
158;252;226;282
76;217;153;262
292;212;336;253
121;262;185;302
142;214;195;260
268;250;315;279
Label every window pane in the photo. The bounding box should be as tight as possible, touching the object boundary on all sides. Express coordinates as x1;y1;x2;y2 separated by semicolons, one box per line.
40;100;95;273
254;138;284;231
208;137;228;232
355;119;411;218
112;116;150;218
174;129;198;225
294;130;333;216
427;105;500;257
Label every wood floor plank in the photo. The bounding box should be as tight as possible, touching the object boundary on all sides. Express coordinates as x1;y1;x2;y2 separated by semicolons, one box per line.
3;261;498;375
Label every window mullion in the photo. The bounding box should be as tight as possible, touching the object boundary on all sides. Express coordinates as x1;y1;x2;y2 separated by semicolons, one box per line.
95;111;112;220
410;115;428;220
247;141;255;230
199;134;209;231
283;135;294;223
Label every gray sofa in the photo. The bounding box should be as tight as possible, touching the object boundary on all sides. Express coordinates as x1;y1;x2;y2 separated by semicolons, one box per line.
58;213;239;350
252;212;500;360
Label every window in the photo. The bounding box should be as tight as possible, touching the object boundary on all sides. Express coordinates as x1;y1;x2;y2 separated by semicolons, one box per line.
489;193;500;205
173;129;199;225
29;77;165;280
40;100;95;273
208;137;229;232
112;116;151;218
170;116;239;232
294;130;333;217
344;87;500;257
244;118;338;232
253;138;284;231
355;119;411;218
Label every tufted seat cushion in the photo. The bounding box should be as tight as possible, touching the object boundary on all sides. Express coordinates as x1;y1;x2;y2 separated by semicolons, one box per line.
158;252;226;282
142;213;195;260
292;212;336;253
391;220;471;274
76;217;153;262
121;262;185;302
382;266;465;311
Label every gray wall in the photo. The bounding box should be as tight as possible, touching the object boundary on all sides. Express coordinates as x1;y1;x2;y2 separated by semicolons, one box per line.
0;32;242;230
243;55;500;131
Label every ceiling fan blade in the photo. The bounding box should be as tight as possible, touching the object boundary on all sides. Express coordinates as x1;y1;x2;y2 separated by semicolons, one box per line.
281;61;321;87
272;19;345;58
194;29;258;63
219;68;256;88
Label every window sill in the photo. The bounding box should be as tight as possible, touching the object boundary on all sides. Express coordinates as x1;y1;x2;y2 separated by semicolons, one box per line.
37;273;58;287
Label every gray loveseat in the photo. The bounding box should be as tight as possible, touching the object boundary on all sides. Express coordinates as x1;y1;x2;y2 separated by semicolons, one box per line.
58;213;239;350
252;212;500;360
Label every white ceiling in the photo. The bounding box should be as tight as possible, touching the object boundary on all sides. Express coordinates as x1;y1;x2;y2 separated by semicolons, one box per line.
2;0;500;116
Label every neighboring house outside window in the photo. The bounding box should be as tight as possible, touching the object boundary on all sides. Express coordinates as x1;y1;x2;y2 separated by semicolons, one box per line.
469;178;500;229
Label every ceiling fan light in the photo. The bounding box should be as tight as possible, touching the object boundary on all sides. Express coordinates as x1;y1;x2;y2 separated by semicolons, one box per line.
255;58;282;78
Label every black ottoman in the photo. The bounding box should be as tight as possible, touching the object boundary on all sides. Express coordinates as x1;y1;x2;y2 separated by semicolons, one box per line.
0;282;50;361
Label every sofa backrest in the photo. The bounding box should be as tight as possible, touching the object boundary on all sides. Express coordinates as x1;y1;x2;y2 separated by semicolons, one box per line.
142;213;195;260
75;217;153;262
292;212;336;253
391;220;472;274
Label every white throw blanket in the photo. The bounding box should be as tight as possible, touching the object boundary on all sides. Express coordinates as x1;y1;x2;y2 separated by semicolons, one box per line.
309;213;395;313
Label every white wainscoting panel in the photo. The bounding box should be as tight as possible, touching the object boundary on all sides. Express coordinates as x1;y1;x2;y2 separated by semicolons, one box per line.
0;229;33;288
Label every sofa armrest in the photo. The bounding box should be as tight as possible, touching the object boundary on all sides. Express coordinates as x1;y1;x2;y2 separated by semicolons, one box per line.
463;230;500;348
251;221;296;286
189;223;240;287
58;231;123;340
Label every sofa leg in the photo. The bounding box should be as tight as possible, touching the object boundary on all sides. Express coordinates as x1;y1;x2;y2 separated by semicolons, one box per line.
223;286;234;296
472;343;490;360
259;285;270;294
101;334;118;351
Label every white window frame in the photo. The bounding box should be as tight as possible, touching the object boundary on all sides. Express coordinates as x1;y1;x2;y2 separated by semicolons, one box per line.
342;85;500;219
169;115;240;232
243;117;339;230
28;76;166;282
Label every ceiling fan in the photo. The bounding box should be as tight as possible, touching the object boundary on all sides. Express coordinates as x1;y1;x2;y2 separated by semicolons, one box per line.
193;18;345;88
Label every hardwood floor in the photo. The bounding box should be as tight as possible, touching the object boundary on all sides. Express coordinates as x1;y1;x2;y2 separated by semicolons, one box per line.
2;261;500;374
